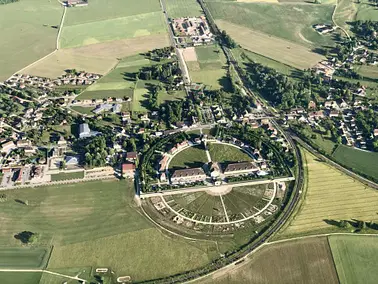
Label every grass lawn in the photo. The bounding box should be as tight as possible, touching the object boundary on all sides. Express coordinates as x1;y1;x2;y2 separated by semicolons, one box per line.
70;106;95;115
0;272;42;284
356;65;378;80
197;236;338;284
279;150;378;238
50;171;85;181
196;45;223;63
0;180;222;282
77;89;134;100
232;48;299;77
208;143;252;164
60;12;167;48
329;235;378;284
0;247;50;269
132;87;149;112
355;0;378;21
332;145;378;181
169;145;208;169
0;0;63;81
310;132;337;155
158;90;187;104
207;2;335;47
165;0;203;18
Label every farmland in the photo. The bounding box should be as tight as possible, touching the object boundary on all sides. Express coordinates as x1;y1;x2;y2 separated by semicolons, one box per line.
332;145;378;181
279;150;378;238
0;272;42;284
206;1;335;47
0;0;63;80
0;180;225;282
169;145;208;169
186;45;229;89
22;35;170;79
216;20;324;70
50;171;85;181
329;235;378;284
197;236;339;284
165;0;203;18
0;247;50;269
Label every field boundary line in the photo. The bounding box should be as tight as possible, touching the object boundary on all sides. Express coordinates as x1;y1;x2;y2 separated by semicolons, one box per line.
326;236;342;284
268;232;378;246
219;195;229;222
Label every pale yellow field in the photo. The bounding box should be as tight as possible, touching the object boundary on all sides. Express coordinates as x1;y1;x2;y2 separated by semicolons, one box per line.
237;0;278;3
22;34;170;78
182;47;198;62
216;20;324;70
282;151;378;237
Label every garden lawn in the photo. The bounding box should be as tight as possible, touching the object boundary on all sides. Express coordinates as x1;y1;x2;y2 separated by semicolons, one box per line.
0;0;63;80
197;236;339;284
332;145;378;181
0;272;42;284
169;145;208;169
77;89;134;100
50;171;85;181
329;235;378;284
208;143;252;164
279;150;378;238
70;106;95;115
165;0;203;18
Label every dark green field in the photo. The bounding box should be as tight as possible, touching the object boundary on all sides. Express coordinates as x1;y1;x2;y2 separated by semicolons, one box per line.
169;145;208;169
0;247;50;269
208;143;252;165
0;272;42;284
332;145;378;180
50;171;84;181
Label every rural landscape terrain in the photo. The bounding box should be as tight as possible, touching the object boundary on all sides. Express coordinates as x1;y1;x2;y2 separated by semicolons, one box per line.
1;0;378;283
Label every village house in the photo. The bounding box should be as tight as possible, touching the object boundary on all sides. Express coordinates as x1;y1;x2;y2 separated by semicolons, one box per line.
122;163;136;179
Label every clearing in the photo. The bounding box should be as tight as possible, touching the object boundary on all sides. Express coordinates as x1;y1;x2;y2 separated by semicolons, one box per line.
279;150;378;237
329;235;378;284
197;236;339;284
216;20;324;69
0;0;62;81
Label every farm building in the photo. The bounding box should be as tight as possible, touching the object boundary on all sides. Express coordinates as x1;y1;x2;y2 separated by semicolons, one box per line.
122;163;136;179
223;162;259;176
65;0;88;7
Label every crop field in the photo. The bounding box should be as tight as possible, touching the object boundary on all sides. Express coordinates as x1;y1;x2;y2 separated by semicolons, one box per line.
187;45;229;89
332;145;378;181
60;12;167;48
169;145;208;169
165;0;203;18
198;236;339;284
207;2;335;47
0;180;223;282
0;247;50;269
329;235;378;284
0;0;62;81
22;34;170;79
208;143;253;165
281;151;378;237
0;272;42;284
216;20;324;69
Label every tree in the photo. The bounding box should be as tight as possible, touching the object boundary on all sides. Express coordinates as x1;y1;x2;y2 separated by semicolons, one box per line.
130;138;137;152
14;231;38;244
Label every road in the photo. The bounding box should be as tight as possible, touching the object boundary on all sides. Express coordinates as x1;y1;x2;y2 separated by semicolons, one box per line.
159;0;191;86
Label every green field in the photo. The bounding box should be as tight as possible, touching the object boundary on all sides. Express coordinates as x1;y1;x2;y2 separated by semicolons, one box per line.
197;236;339;284
63;0;162;26
329;235;378;284
208;143;252;165
133;87;149;112
332;145;378;181
355;0;378;21
165;0;203;18
70;106;95;115
60;11;167;48
280;150;378;237
0;247;50;269
206;2;335;47
0;180;222;281
169;145;208;169
0;272;42;284
50;171;85;181
188;45;229;90
0;0;63;80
